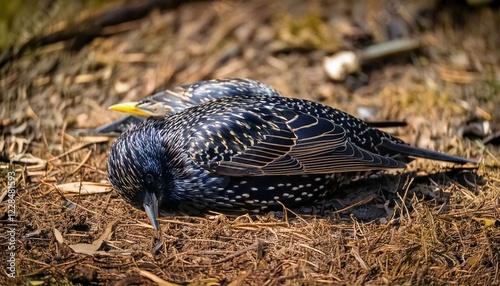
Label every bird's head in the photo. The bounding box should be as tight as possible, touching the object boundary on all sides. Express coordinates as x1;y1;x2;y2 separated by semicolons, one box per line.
107;121;180;230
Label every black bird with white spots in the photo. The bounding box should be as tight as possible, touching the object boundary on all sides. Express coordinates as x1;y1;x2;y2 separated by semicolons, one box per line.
107;79;476;230
99;78;284;133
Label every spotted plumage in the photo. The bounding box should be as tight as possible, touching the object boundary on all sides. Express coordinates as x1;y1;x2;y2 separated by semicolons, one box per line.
107;79;476;230
131;78;284;117
98;78;283;133
99;78;405;133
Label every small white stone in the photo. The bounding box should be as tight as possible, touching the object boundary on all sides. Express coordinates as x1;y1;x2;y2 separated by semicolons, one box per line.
323;51;359;81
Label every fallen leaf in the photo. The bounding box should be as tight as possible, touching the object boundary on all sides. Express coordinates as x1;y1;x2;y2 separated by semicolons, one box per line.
27;279;45;286
473;217;499;228
53;228;64;244
55;182;112;195
69;220;117;255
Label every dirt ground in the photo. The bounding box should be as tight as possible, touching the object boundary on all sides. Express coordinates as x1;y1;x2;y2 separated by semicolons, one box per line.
1;0;500;285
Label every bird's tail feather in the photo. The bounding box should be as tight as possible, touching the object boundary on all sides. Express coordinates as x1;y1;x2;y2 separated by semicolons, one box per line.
366;120;407;128
380;139;477;165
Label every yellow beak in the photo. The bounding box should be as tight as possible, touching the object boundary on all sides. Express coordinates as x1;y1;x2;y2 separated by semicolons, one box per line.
108;102;154;117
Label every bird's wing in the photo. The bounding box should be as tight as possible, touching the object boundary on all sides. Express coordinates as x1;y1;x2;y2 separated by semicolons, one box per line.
189;107;406;177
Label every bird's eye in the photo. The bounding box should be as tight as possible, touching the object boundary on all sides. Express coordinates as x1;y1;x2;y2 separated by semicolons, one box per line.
145;173;156;189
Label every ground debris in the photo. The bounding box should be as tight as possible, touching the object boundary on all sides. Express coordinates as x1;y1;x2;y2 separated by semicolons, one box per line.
1;0;499;285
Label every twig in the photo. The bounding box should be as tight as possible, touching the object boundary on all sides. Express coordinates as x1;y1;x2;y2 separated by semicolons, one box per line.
69;149;92;174
48;138;108;162
212;239;263;264
333;194;376;214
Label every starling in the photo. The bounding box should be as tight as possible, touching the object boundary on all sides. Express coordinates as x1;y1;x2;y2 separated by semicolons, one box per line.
109;78;283;117
97;79;283;133
107;80;477;230
99;78;406;133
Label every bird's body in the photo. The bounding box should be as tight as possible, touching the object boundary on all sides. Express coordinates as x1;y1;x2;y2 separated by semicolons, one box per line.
107;81;476;230
109;95;404;216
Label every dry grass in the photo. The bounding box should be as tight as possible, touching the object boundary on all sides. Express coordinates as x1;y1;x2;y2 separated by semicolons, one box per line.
1;0;499;285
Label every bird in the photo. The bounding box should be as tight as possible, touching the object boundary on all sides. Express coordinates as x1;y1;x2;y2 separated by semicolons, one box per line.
98;78;407;133
97;78;284;133
107;79;477;230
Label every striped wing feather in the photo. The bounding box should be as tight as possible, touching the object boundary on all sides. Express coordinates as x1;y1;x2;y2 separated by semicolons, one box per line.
190;107;406;177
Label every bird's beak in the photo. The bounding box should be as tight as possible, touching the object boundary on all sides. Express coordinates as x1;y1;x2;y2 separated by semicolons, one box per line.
108;102;155;117
143;191;160;230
